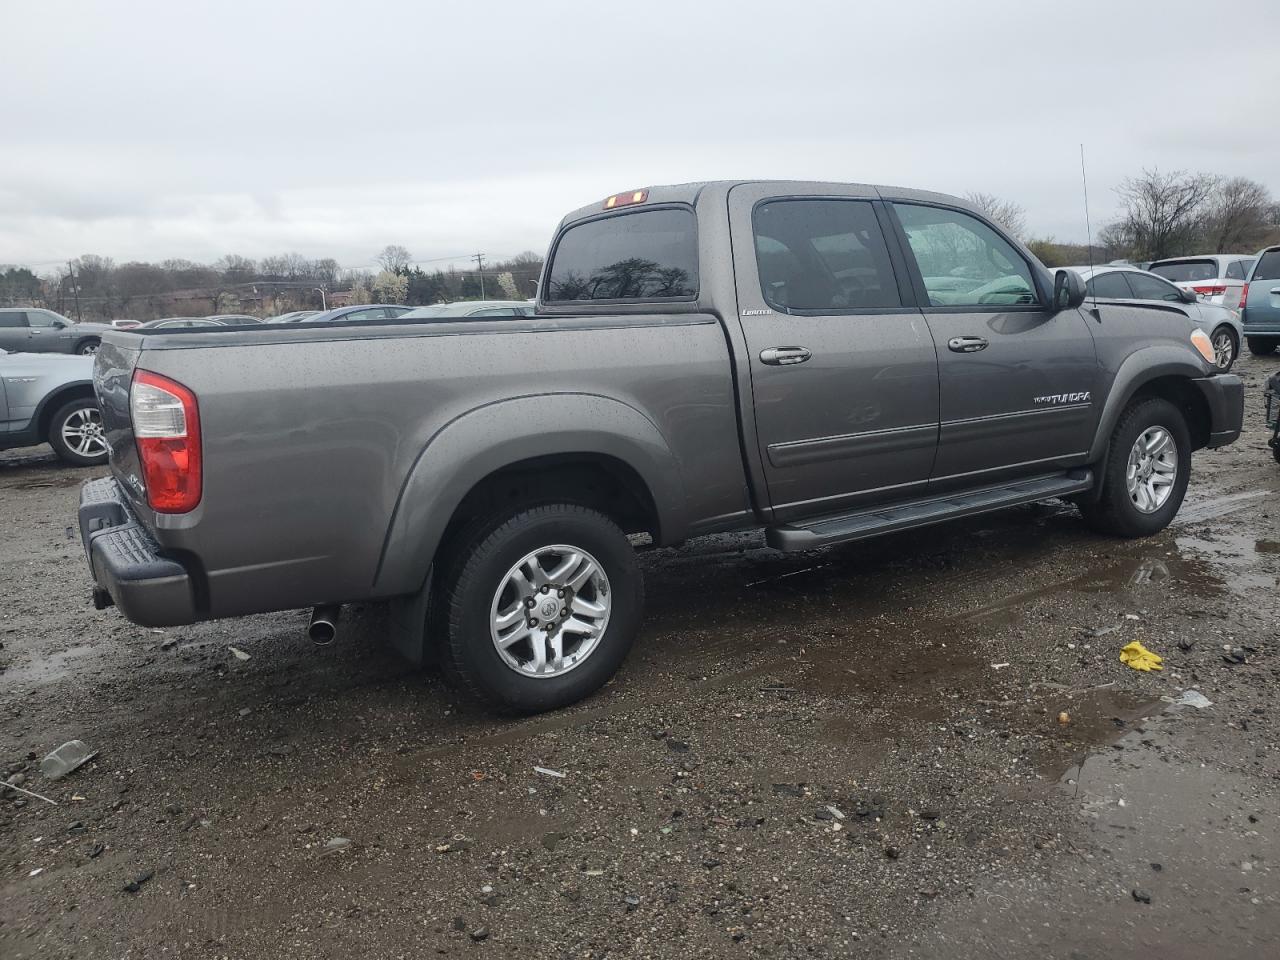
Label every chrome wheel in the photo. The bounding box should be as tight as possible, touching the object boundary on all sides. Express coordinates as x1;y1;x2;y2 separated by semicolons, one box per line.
1211;329;1235;370
1125;426;1177;514
489;544;611;678
60;406;106;458
77;341;99;356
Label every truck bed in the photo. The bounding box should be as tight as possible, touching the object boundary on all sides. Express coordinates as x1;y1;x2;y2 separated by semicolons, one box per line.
91;315;748;621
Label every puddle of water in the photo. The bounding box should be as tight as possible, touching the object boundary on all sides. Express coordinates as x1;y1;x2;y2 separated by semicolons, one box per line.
3;643;103;687
1174;529;1279;594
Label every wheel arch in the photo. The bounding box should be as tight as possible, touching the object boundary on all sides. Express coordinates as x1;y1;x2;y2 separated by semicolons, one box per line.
1089;350;1213;463
374;393;685;596
35;382;96;443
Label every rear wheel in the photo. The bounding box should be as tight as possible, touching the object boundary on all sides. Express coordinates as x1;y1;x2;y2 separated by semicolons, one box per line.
1210;325;1238;371
47;399;108;466
74;338;100;356
1247;337;1276;356
437;503;643;713
1080;397;1190;538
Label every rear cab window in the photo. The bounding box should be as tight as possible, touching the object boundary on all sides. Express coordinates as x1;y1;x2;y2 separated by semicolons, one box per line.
545;208;697;303
1150;259;1218;283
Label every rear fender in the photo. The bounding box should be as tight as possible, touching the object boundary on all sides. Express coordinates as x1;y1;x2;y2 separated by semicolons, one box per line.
374;393;685;595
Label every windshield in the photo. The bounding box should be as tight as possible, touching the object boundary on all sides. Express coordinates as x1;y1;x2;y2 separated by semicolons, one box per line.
1149;260;1217;283
1251;250;1280;283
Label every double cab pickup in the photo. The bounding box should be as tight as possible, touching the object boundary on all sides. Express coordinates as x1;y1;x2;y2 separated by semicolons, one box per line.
79;181;1244;711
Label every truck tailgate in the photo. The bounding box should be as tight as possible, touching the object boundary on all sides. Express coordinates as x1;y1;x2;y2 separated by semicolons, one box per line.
92;335;151;521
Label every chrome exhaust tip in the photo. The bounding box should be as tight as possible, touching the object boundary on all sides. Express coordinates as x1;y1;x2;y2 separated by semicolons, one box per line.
308;605;341;646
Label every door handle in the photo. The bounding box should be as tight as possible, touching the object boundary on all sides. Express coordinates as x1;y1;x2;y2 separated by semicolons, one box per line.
947;336;989;353
759;346;811;366
29;330;43;335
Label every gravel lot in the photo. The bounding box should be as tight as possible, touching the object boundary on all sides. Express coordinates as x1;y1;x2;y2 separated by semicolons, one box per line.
2;356;1278;959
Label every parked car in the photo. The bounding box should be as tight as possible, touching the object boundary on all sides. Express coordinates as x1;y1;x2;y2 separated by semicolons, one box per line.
0;308;113;355
1241;246;1280;356
111;319;143;330
266;310;320;324
273;304;413;323
1065;265;1243;371
1148;255;1256;311
399;300;536;319
138;318;227;329
1;348;106;465
78;180;1243;713
207;314;263;324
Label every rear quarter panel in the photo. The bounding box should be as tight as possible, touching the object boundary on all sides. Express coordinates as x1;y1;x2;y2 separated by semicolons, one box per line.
130;317;745;617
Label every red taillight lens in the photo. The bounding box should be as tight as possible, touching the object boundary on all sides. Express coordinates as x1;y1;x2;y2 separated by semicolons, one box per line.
1239;284;1249;312
1191;284;1227;297
130;370;201;513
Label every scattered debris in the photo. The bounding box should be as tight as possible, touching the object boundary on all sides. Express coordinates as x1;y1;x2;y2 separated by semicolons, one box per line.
28;868;43;877
1223;647;1248;665
1119;641;1163;672
1132;888;1152;904
324;837;351;852
228;646;251;661
40;740;98;781
1057;711;1071;725
825;805;846;821
122;870;154;894
533;766;566;779
469;927;490;942
665;739;690;754
3;780;58;805
991;662;1010;670
1164;689;1213;709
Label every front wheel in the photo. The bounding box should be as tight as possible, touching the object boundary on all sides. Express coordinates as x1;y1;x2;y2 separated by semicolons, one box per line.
1080;397;1190;538
438;503;644;713
1210;326;1238;371
1247;337;1276;357
47;399;108;466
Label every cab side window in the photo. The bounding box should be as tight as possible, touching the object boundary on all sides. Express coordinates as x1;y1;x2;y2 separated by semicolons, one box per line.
751;199;901;312
1085;272;1134;299
1125;272;1183;302
891;204;1037;307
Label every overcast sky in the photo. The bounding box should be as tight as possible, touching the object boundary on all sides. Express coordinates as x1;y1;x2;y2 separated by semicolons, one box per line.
4;0;1278;274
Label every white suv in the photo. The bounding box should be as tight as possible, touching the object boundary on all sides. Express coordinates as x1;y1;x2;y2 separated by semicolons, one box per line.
1148;254;1257;312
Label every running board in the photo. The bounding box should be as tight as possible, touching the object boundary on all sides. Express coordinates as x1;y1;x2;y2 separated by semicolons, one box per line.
766;470;1094;552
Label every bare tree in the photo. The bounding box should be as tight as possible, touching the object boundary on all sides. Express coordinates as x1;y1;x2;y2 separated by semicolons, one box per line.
963;192;1027;239
1201;177;1272;253
376;244;412;273
1110;168;1218;261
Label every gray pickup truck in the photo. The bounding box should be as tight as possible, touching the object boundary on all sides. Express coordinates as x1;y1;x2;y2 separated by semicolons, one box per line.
79;180;1243;712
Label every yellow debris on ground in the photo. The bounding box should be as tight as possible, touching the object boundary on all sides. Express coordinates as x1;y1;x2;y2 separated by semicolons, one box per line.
1119;640;1164;672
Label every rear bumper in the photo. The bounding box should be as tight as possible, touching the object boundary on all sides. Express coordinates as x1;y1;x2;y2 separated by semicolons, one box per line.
79;477;197;626
1193;374;1244;449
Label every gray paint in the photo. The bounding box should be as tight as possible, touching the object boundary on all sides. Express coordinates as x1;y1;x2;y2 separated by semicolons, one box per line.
0;349;96;448
82;180;1241;627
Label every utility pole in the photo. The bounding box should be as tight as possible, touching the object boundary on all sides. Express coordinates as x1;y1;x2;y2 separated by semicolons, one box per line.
473;253;486;299
66;262;82;322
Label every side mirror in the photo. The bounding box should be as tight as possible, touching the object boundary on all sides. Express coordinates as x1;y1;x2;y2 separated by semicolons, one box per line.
1052;269;1087;311
1177;287;1197;304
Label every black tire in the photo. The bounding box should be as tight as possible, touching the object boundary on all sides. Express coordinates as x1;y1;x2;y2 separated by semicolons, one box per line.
74;338;100;356
437;503;643;713
1210;325;1238;372
1247;337;1276;357
46;399;108;467
1080;397;1190;538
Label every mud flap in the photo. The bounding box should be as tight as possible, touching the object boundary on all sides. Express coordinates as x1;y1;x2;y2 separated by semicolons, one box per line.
387;568;435;667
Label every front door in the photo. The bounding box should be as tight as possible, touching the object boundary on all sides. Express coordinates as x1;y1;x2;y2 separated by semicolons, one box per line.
0;312;32;353
729;184;940;521
886;201;1100;488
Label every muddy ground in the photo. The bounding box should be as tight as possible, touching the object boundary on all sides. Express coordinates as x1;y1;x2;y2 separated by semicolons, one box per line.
2;356;1278;960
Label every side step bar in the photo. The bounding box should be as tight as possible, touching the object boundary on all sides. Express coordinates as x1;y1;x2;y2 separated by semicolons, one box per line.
766;470;1094;552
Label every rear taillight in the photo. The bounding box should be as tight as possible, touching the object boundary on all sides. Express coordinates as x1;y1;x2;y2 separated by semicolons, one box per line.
1239;284;1249;313
1191;284;1227;297
130;370;201;513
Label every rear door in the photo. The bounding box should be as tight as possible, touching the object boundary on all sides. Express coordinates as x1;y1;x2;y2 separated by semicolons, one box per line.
1244;249;1280;333
885;201;1099;487
0;312;31;352
728;183;939;521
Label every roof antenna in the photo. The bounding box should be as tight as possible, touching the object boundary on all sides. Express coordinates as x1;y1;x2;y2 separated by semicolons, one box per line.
1080;143;1100;319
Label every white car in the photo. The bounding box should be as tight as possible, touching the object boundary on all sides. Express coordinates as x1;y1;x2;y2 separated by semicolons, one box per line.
1065;265;1244;371
1148;254;1256;312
